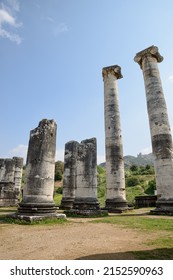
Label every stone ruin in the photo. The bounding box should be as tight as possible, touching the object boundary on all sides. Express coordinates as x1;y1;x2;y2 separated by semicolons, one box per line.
61;138;107;216
0;157;23;207
13;119;66;221
60;141;78;209
134;45;173;215
2;45;173;217
102;65;128;212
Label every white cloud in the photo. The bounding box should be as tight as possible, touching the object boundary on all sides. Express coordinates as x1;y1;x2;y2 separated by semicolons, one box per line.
0;0;22;44
6;144;28;163
168;75;173;82
140;146;152;155
0;8;15;25
53;22;69;36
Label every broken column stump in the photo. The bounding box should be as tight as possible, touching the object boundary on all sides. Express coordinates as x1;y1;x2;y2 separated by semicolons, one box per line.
14;119;66;221
66;138;107;216
60;141;78;209
0;157;23;207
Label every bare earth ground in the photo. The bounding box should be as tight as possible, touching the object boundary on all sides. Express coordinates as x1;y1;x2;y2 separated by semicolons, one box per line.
0;209;172;260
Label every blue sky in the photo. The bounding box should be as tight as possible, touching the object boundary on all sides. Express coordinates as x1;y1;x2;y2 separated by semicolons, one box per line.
0;0;173;164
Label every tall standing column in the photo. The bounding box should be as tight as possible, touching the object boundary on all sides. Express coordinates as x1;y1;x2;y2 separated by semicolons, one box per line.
134;45;173;215
102;65;128;212
15;119;63;220
60;141;78;209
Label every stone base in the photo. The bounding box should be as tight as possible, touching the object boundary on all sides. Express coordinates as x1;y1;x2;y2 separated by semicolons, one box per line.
73;197;100;210
150;199;173;215
104;198;129;213
65;209;108;217
17;202;57;215
10;212;66;222
59;198;74;210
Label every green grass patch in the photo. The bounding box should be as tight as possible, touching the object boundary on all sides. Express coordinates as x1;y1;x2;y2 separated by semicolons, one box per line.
53;193;62;206
92;216;173;231
145;237;173;248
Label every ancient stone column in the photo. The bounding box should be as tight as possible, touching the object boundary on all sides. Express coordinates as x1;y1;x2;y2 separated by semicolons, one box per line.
102;65;128;212
13;157;23;195
0;157;23;206
60;141;78;209
69;138;102;216
16;119;61;220
134;45;173;215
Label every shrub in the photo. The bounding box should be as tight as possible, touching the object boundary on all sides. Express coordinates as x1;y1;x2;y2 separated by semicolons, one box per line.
55;187;63;194
145;179;156;195
54;171;62;181
126;176;140;187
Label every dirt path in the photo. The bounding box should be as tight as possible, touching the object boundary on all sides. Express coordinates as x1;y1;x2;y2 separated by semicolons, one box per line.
0;209;169;260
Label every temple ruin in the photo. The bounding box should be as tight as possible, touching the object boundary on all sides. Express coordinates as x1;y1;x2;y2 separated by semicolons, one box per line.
0;157;23;206
102;65;128;212
134;45;173;215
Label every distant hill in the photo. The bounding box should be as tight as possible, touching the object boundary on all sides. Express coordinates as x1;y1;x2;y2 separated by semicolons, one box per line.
99;153;154;169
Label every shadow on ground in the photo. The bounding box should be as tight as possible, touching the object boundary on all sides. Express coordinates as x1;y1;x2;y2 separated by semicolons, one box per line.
76;248;173;260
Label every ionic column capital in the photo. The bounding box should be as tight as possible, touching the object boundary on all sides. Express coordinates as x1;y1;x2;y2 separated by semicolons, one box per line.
102;65;123;80
134;45;163;68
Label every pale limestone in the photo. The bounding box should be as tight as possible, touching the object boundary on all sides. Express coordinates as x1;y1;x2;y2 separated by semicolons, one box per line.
102;65;128;212
134;45;173;214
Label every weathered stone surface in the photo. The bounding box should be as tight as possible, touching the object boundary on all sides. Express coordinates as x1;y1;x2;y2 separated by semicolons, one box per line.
11;213;66;222
16;119;59;218
135;195;157;208
60;141;78;209
66;138;105;216
135;45;173;215
0;157;23;206
102;65;128;212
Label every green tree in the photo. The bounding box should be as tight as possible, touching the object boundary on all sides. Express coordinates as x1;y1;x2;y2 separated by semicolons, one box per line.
130;165;138;172
54;161;64;181
145;179;156;195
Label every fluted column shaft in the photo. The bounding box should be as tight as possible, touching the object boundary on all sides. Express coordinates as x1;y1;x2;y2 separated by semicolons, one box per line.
102;65;127;212
134;46;173;214
18;119;57;216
